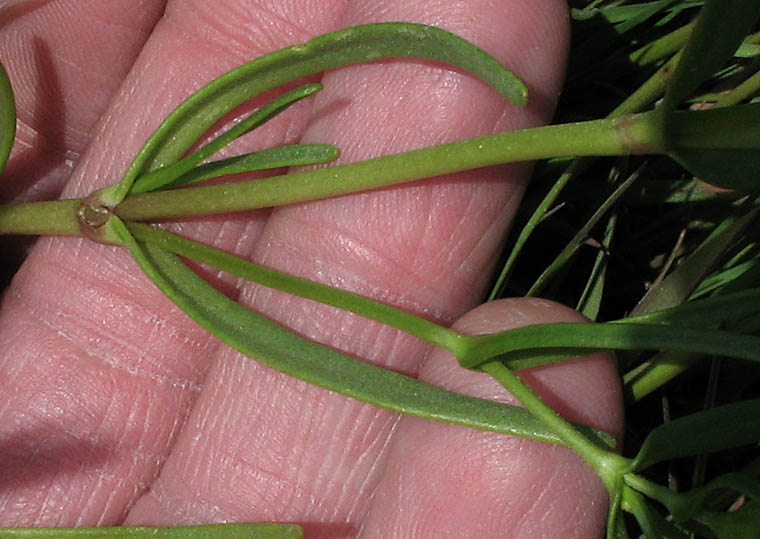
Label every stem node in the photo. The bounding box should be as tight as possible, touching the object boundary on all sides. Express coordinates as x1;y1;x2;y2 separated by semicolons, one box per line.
77;191;117;244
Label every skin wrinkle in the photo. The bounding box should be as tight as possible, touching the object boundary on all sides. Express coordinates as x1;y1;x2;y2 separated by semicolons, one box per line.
181;1;314;56
11;287;209;392
259;212;456;322
0;1;163;202
511;458;560;536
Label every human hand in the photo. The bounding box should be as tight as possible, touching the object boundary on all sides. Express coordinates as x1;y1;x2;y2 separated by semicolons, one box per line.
0;1;623;537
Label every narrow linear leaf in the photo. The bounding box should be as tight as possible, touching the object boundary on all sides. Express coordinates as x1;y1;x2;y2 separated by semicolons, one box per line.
104;22;528;205
633;399;760;471
660;1;760;189
663;0;760;110
0;58;15;178
669;148;760;191
527;163;640;297
109;218;613;448
624;288;760;328
132;144;338;194
576;212;616;320
461;322;760;369
129;83;325;194
0;523;303;538
630;207;758;316
624;486;690;539
127;222;462;354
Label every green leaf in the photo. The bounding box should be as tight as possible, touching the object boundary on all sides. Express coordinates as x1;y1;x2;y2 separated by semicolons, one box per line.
666;104;760;190
660;0;760;189
461;321;760;370
624;486;690;539
0;522;303;538
694;498;760;539
131;143;338;194
630;207;758;316
0;57;15;178
109;218;613;449
129;83;328;194
624;288;760;329
633;399;760;471
101;22;528;205
663;0;760;111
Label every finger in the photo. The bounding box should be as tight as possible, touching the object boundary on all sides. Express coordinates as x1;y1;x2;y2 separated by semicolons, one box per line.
121;0;571;534
0;0;164;286
360;298;624;538
0;0;164;202
0;0;347;526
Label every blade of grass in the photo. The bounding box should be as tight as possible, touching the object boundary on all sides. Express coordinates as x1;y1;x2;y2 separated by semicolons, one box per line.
526;163;640;297
630;206;759;316
576;211;617;320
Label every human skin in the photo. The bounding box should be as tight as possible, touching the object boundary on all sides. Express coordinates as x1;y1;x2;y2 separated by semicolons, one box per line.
0;1;623;537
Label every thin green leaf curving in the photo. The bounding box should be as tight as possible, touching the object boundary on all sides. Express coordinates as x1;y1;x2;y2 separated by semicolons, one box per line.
108;218;614;449
632;399;760;472
102;22;528;205
131;143;338;194
461;321;760;369
129;83;329;194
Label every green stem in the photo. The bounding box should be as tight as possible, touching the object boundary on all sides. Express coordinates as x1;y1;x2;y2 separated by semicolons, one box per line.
128;222;465;355
624;473;682;513
623;350;699;403
115;113;660;223
0;199;81;236
0;113;661;236
480;361;629;492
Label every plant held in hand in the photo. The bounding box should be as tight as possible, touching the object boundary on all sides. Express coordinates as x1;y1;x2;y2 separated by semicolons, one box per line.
0;1;759;537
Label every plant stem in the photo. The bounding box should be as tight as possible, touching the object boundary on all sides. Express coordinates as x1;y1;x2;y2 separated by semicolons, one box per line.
0;113;661;237
623;350;699;403
0;199;80;236
480;360;629;492
114;113;661;222
128;222;466;355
